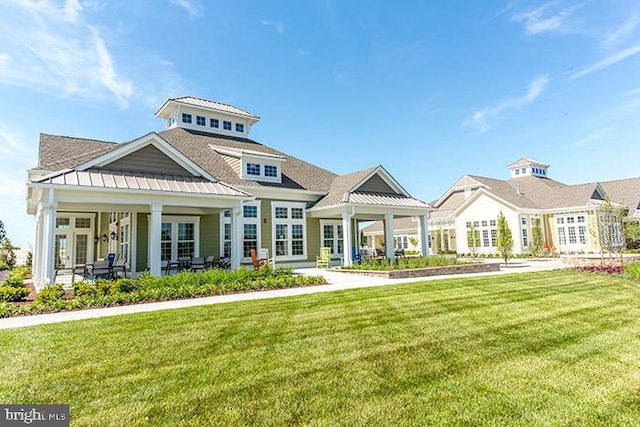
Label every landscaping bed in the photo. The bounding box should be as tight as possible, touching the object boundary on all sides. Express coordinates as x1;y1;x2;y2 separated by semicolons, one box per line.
337;256;499;278
0;266;326;318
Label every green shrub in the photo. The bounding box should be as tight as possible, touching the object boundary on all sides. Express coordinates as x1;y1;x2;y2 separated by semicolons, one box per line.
0;286;29;302
0;261;9;271
72;281;96;298
36;284;65;304
2;267;29;288
111;278;138;294
625;262;640;280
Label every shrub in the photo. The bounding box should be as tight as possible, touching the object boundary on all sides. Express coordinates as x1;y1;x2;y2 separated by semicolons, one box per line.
575;265;624;275
0;286;29;302
625;263;640;280
2;267;29;288
72;281;96;298
36;284;65;304
111;278;138;294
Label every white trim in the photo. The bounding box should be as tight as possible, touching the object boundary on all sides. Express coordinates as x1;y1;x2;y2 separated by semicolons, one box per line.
241;201;262;263
320;220;344;259
349;165;412;197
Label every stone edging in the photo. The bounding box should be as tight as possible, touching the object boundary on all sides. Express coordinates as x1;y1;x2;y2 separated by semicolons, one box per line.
332;262;501;279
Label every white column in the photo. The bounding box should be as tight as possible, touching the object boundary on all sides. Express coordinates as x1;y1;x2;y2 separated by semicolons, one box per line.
384;213;395;259
148;204;163;277
42;191;57;287
342;211;353;266
32;203;43;287
231;206;242;269
419;214;430;256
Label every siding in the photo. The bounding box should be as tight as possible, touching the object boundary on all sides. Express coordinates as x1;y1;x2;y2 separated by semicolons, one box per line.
220;154;242;175
104;145;194;176
357;174;396;194
200;214;219;258
136;213;148;271
306;217;321;261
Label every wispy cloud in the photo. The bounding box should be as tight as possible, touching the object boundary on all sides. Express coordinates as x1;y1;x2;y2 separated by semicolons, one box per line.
168;0;203;17
571;43;640;79
601;14;640;48
297;48;311;57
0;0;133;107
511;2;582;35
261;20;284;35
464;75;549;132
571;126;616;146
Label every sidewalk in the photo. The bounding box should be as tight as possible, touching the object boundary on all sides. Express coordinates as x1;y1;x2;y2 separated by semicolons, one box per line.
0;259;565;330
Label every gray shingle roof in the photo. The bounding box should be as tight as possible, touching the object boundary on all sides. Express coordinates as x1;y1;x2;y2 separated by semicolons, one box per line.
599;177;640;212
310;167;377;209
38;133;118;171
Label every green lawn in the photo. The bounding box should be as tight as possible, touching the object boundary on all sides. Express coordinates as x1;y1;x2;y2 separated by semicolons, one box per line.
1;270;639;425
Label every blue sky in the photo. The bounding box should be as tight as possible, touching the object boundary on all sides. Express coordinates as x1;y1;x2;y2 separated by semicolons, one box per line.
1;0;639;249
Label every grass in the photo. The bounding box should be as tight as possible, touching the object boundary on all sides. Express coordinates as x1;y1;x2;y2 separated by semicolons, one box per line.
0;270;639;425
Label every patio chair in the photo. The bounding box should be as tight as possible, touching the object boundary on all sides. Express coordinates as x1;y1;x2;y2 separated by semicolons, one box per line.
88;259;113;281
204;256;216;269
112;258;127;278
316;247;331;268
217;256;231;270
191;257;206;272
250;249;270;270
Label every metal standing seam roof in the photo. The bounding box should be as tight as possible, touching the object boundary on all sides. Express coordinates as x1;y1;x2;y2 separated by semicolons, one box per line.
34;169;250;197
507;157;550;168
167;96;260;119
346;192;431;208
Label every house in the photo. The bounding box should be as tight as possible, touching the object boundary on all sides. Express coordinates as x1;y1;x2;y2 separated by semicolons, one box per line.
26;96;432;290
364;157;638;255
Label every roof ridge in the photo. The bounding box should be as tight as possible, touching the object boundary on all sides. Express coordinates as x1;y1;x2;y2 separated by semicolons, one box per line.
170;96;259;118
41;133;118;145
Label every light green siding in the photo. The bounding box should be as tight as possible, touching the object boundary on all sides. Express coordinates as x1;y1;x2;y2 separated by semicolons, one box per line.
306;217;321;261
136;213;148;272
200;214;220;258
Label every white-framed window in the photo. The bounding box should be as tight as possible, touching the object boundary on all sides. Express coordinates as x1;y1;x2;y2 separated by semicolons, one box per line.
196;116;206;126
520;216;529;247
264;165;278;177
321;220;343;257
158;216;200;261
246;163;260;176
182;113;192;124
242;202;261;259
223;120;232;130
210;118;219;128
394;235;409;250
220;210;232;259
236;123;244;132
466;218;498;249
556;213;589;248
272;202;306;260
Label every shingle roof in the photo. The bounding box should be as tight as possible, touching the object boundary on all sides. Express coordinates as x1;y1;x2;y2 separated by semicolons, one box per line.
158;96;260;119
159;128;337;192
599;177;640;212
310;167;377;209
34;168;249;197
38;133;118;170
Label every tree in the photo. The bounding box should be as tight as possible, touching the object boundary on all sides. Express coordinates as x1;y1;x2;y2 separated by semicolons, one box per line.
409;236;419;249
496;211;513;265
0;220;5;241
466;223;480;259
530;218;544;257
359;230;367;249
624;219;640;250
596;197;626;264
435;232;442;254
0;237;16;269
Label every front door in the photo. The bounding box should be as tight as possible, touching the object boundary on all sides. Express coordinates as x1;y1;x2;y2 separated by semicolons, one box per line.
54;233;70;269
54;231;92;269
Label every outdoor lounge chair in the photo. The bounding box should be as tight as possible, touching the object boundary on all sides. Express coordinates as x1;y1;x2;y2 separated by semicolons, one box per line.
190;257;206;272
250;249;270;270
316;247;331;268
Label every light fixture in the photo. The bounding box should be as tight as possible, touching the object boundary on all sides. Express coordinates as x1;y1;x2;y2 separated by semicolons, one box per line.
94;236;99;245
110;231;118;241
101;234;108;243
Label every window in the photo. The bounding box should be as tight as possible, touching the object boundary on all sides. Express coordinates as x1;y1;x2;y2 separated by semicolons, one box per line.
395;235;409;250
265;165;278;177
467;218;498;250
159;217;199;261
244;205;258;218
520;216;528;247
246;163;261;176
196;116;206;126
75;218;91;229
223;121;232;130
515;169;520;175
521;168;526;174
555;213;589;248
242;202;261;258
210;118;219;128
321;221;344;256
182;113;192;124
273;202;306;259
235;123;244;132
56;218;70;229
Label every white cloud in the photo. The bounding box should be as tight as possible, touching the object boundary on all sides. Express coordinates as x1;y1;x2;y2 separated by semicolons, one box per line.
464;75;549;133
571;126;616;146
0;0;133;107
511;2;582;35
168;0;203;17
602;14;640;48
297;49;311;57
571;43;640;79
0;52;11;66
261;20;285;35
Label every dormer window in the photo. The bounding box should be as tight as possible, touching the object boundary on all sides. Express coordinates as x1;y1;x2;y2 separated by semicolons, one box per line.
236;123;244;133
196;116;206;126
210;118;219;128
223;121;232;131
265;165;277;177
182;113;192;124
246;163;261;176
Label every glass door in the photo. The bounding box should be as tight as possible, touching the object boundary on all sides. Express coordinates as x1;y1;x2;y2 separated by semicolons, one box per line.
54;234;70;269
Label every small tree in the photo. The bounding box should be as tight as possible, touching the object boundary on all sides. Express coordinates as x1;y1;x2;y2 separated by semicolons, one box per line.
596;197;626;264
624;219;640;249
435;232;442;254
0;237;16;269
0;220;5;241
466;223;480;259
530;218;544;257
496;211;513;265
359;230;367;249
408;236;419;249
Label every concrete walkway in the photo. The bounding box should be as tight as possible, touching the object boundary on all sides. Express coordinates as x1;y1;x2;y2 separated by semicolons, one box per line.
0;259;565;330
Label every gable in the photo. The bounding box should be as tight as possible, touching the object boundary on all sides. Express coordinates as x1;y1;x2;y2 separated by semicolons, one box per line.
101;144;195;176
357;173;396;194
452;175;484;190
438;191;467;209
